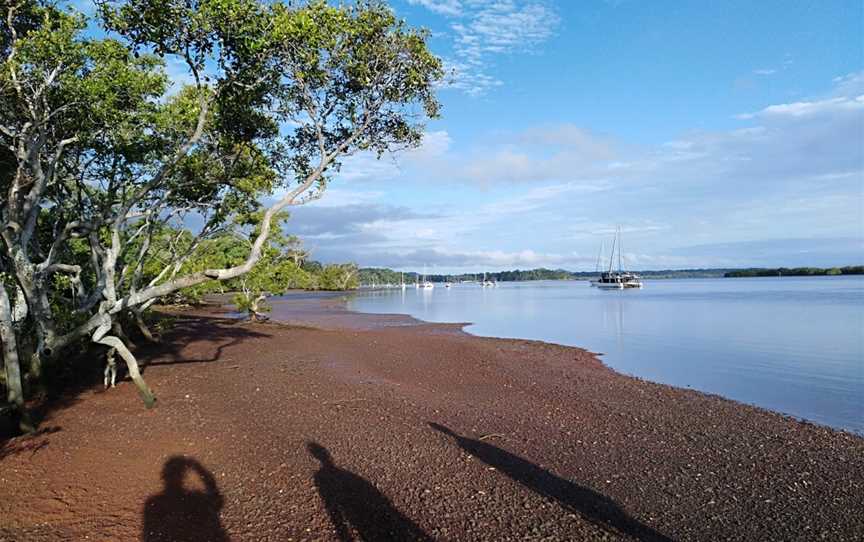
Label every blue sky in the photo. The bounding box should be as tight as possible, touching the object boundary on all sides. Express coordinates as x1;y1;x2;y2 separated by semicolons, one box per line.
290;0;863;272
74;0;864;272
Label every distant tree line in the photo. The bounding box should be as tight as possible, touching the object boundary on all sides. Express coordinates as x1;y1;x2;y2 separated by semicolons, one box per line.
360;266;864;285
359;268;576;284
358;267;734;284
724;266;864;278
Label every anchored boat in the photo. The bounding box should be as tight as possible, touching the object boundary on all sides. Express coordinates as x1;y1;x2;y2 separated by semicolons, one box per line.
593;226;643;290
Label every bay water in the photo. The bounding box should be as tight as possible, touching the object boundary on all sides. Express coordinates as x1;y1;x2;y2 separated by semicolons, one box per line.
347;276;864;434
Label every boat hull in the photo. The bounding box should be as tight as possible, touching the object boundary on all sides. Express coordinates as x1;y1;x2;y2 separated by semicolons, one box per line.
596;282;624;290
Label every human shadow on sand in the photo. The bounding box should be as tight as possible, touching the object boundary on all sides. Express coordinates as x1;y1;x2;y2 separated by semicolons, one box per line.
308;442;432;541
142;456;230;542
429;422;672;542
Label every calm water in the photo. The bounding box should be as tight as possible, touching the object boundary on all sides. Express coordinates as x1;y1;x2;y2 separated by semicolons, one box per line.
347;277;864;434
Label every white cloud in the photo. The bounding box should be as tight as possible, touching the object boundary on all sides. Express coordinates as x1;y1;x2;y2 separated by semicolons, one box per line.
653;74;863;188
738;95;864;120
333;246;594;270
408;0;463;16
308;189;385;208
322;130;454;184
831;71;864;97
411;130;453;158
298;73;863;270
432;124;622;184
442;59;503;97
753;68;777;76
412;0;560;96
451;1;560;60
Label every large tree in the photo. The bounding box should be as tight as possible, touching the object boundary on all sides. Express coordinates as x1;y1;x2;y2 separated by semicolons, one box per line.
0;0;441;431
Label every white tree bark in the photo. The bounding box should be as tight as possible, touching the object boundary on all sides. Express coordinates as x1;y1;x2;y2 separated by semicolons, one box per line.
0;283;34;432
92;319;155;407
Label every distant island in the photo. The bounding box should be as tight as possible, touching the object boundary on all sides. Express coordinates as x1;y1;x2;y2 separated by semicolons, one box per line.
724;266;864;278
359;266;864;285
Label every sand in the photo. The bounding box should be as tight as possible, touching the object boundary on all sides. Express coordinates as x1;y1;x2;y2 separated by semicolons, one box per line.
1;294;862;541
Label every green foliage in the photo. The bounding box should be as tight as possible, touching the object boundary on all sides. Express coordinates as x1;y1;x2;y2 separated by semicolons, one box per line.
359;267;417;285
0;0;442;415
724;267;864;278
315;263;359;291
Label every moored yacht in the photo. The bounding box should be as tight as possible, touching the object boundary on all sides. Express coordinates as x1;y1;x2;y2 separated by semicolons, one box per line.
593;226;643;290
420;265;434;289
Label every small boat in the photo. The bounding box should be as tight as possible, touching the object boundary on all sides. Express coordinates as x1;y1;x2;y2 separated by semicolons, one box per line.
420;265;434;289
400;272;407;290
481;272;496;287
594;226;643;290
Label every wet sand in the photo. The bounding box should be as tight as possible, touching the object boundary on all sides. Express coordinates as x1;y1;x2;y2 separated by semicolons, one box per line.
1;293;862;541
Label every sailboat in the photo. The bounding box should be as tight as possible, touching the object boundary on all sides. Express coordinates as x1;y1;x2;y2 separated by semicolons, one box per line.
590;242;604;287
595;226;643;290
400;272;407;290
420;265;434;289
481;272;496;287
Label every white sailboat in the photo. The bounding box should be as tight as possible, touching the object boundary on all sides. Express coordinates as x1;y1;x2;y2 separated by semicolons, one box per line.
420;265;434;289
595;226;643;290
590;242;604;287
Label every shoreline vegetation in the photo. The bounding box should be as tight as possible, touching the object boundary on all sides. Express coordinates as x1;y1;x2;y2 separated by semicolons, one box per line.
0;0;442;430
358;265;864;285
723;266;864;278
2;296;862;540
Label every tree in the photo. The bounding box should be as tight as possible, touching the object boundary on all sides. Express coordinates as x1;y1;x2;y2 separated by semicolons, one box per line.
0;0;441;431
317;263;359;291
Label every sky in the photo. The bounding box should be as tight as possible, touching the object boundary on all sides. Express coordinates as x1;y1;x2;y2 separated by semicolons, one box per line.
72;0;864;272
288;0;864;272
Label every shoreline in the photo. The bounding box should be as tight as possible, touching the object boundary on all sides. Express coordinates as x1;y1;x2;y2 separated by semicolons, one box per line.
1;294;863;540
302;290;862;438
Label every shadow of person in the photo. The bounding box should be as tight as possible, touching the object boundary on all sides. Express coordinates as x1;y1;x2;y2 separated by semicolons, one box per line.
143;456;230;542
308;442;433;541
429;423;672;542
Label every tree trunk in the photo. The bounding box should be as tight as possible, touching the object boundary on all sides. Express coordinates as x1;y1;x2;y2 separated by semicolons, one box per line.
0;286;34;433
132;309;159;343
112;320;134;349
93;320;156;407
249;294;268;322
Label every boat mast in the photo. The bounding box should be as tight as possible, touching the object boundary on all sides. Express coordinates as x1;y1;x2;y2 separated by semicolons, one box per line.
595;242;604;273
618;225;623;273
607;232;617;274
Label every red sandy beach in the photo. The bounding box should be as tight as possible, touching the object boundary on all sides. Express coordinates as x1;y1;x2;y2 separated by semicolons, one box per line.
1;293;862;541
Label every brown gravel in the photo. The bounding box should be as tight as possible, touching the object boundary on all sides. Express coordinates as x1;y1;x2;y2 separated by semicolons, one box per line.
1;294;862;541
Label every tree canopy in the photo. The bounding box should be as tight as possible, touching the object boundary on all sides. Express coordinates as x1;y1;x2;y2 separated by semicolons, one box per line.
0;0;442;431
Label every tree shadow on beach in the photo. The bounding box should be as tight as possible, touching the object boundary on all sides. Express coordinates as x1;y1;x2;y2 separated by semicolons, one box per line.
142;455;230;542
308;441;432;541
138;313;272;369
0;425;61;460
429;422;672;542
0;313;272;441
